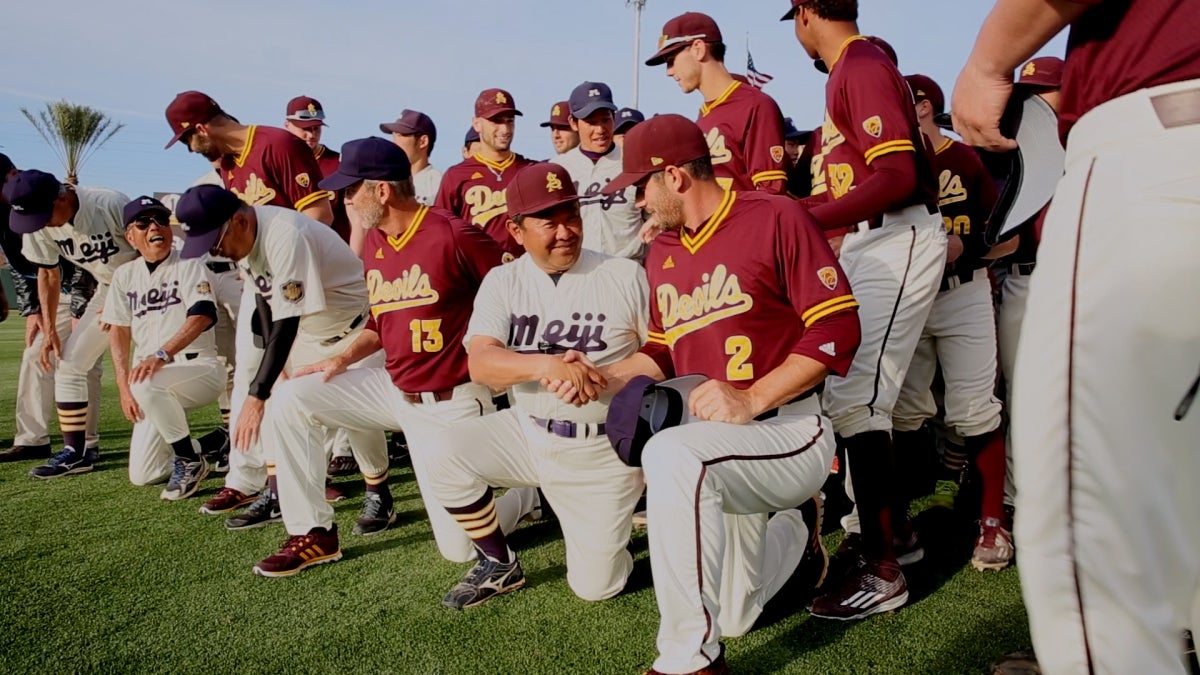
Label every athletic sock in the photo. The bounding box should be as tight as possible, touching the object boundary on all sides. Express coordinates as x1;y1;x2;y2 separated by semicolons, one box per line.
940;440;969;482
266;471;278;500
170;437;199;462
446;489;511;563
843;430;898;563
364;469;389;495
965;430;1007;523
219;408;231;426
57;401;88;453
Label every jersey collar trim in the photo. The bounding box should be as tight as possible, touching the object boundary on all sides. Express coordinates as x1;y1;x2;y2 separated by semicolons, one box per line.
934;138;954;155
828;35;866;73
313;144;326;160
700;81;742;117
386;204;429;252
234;126;257;168
681;189;735;254
474;152;517;173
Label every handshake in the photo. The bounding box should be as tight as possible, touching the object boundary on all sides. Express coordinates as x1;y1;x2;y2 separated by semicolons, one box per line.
540;350;607;407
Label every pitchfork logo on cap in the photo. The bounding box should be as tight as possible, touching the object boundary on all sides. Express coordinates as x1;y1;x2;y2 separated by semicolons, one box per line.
1022;61;1037;77
496;92;508;104
552;104;561;116
546;172;563;192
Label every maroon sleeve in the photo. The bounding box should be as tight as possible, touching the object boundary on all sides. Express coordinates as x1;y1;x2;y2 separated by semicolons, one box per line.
776;202;860;376
746;95;789;194
268;134;332;211
809;150;918;230
451;217;507;284
841;57;920;166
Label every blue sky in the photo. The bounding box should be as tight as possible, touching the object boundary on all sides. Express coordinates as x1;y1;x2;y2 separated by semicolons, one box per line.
0;0;1067;199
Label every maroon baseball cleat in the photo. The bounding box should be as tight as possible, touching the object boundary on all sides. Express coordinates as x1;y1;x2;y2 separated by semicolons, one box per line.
199;487;257;515
253;525;342;577
645;645;730;675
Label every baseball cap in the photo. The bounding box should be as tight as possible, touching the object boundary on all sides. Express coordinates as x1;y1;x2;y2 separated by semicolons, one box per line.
602;114;711;195
568;82;618;120
175;185;244;259
318;137;412;192
783;117;807;141
539;101;572;129
813;35;897;74
379;109;437;146
905;74;945;115
0;152;14;177
3;169;62;234
475;88;522;120
614;108;645;134
123;195;171;227
463;126;480;148
164;90;223;149
645;12;722;66
605;374;707;467
285;96;327;128
505;162;579;219
1016;56;1064;90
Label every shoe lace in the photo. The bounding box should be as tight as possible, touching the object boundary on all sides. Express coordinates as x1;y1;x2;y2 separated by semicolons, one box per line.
248;490;274;511
978;518;1011;547
281;533;315;554
360;492;385;519
49;447;79;464
463;557;501;585
170;459;188;484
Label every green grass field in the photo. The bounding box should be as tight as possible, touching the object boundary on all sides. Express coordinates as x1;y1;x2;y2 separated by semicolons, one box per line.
0;318;1030;674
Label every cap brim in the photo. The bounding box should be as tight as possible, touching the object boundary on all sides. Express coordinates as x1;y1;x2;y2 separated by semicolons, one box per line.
482;108;522;119
127;206;172;226
539;121;570;129
813;58;829;74
614;122;639;134
571;102;618;120
288;118;326;129
317;170;363;192
601;170;650;196
379;123;417;135
933;112;955;130
8;209;53;235
645;43;686;67
180;228;223;259
164;129;187;150
780;7;798;21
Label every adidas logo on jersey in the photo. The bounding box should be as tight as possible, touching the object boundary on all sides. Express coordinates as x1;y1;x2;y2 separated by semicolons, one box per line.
662;256;675;270
819;342;836;356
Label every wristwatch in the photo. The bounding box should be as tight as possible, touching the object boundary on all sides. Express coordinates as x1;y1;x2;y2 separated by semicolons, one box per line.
154;349;172;363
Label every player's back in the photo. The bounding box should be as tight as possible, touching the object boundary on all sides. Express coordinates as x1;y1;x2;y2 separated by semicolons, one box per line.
697;81;788;193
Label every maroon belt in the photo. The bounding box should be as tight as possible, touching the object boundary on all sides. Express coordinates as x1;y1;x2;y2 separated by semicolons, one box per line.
402;389;454;405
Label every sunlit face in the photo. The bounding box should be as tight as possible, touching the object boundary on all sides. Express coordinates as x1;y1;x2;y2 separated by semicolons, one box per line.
343;180;384;230
284;121;322;150
476;113;516;152
666;42;703;93
636;171;685;231
571;110;615;154
125;212;174;261
550;126;579;154
509;202;583;274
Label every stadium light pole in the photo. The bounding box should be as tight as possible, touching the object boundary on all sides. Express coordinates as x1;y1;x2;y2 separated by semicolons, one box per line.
628;0;647;108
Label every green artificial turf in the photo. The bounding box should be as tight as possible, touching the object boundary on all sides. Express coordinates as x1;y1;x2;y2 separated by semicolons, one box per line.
0;319;1030;674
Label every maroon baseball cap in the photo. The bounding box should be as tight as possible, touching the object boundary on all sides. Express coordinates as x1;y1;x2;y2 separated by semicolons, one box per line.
475;88;522;120
602;114;711;195
539;101;572;129
164;91;222;149
645;12;723;66
905;74;945;114
1016;56;1064;90
506;162;579;219
379;109;437;145
286;96;327;128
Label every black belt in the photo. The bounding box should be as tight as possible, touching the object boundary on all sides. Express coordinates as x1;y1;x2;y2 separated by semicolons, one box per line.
206;262;236;274
864;202;939;231
1151;88;1200;129
1008;262;1036;277
319;312;367;347
530;416;606;440
939;269;977;292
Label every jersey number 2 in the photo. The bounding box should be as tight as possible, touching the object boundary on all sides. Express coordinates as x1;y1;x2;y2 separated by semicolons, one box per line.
725;336;754;382
409;319;444;353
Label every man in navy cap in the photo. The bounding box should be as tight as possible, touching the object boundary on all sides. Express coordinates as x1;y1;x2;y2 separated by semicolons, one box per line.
380;109;442;205
555;81;646;261
613;107;645;150
461;127;481;161
4;170;134;479
176;183;387;535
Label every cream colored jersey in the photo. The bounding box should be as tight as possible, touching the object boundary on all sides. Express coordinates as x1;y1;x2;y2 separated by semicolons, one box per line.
414;165;443;206
102;251;218;361
555;146;646;260
240;206;368;340
21;186;137;285
466;249;648;423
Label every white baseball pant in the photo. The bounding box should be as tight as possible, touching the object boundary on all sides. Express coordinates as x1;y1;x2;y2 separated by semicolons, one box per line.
269;368;537;559
425;409;644;601
998;267;1032;505
127;357;226;485
52;285;110;405
641;399;833;674
210;267;241;410
1012;79;1200;675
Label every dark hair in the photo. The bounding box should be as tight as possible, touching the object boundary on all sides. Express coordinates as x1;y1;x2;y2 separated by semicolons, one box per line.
708;41;726;63
807;0;858;21
681;155;715;181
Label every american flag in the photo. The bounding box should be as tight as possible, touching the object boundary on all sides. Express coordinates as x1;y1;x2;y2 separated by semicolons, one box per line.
746;51;774;89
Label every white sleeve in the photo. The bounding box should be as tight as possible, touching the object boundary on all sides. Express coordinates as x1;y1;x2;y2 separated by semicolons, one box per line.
180;260;216;310
630;264;650;345
463;265;512;350
99;191;130;242
21;229;60;268
101;267;132;327
264;223;327;321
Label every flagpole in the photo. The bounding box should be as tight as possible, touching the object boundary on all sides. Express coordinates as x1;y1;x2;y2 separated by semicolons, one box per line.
629;0;647;108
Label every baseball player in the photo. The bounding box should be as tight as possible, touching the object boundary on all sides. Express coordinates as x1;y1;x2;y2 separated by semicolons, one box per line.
554;81;646;260
953;1;1200;672
251;138;538;576
284;96;352;245
0;155;101;463
422;162;648;609
435;88;537;258
540;100;580;155
461;127;481;161
176;185;387;533
613;107;645;150
646;12;789;195
380;110;443;205
4;170;136;479
581;113;860;675
785;0;947;620
104;196;224;498
891;74;1010;571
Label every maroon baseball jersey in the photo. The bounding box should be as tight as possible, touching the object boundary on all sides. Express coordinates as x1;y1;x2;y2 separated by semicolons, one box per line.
932;139;998;271
697;81;789;195
812;36;937;208
219;125;331;212
314;145;352;243
640;191;860;387
1059;0;1200;139
434;152;537;258
363;204;506;393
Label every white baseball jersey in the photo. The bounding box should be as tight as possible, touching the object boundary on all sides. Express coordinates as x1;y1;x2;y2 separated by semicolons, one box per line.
465;249;649;424
21;186;137;285
240;205;369;340
102;250;219;361
414;165;443;206
555;146;646;260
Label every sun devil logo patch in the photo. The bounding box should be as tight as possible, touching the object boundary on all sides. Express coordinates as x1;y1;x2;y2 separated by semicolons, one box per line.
770;146;785;163
546;172;563;192
295;173;311;188
495;92;508;104
552;104;561;117
862;116;883;138
1022;61;1037;78
280;280;305;303
817;266;838;291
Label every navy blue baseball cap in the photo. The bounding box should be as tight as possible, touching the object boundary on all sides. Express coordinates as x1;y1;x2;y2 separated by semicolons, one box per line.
3;169;62;234
783;117;807;141
569;82;618;119
464;126;480;148
319;137;412;192
123;195;172;227
606;374;706;467
614;108;645;134
175;184;244;259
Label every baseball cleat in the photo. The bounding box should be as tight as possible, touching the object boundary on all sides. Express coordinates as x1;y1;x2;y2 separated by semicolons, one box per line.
795;497;830;592
632;510;648;529
0;443;52;462
213;452;230;474
971;517;1015;571
353;490;397;536
442;554;526;610
199;487;257;515
645;644;730;675
29;446;94;479
810;556;908;621
327;455;358;477
253;525;342;578
225;491;282;530
162;456;210;501
324;480;347;503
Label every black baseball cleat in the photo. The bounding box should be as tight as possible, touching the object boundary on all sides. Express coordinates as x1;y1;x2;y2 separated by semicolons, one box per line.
225;491;282;530
29;446;95;479
353;490;397;536
442;554;526;610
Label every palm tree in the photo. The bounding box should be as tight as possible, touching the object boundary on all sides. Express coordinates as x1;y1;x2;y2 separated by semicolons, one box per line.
21;100;124;185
